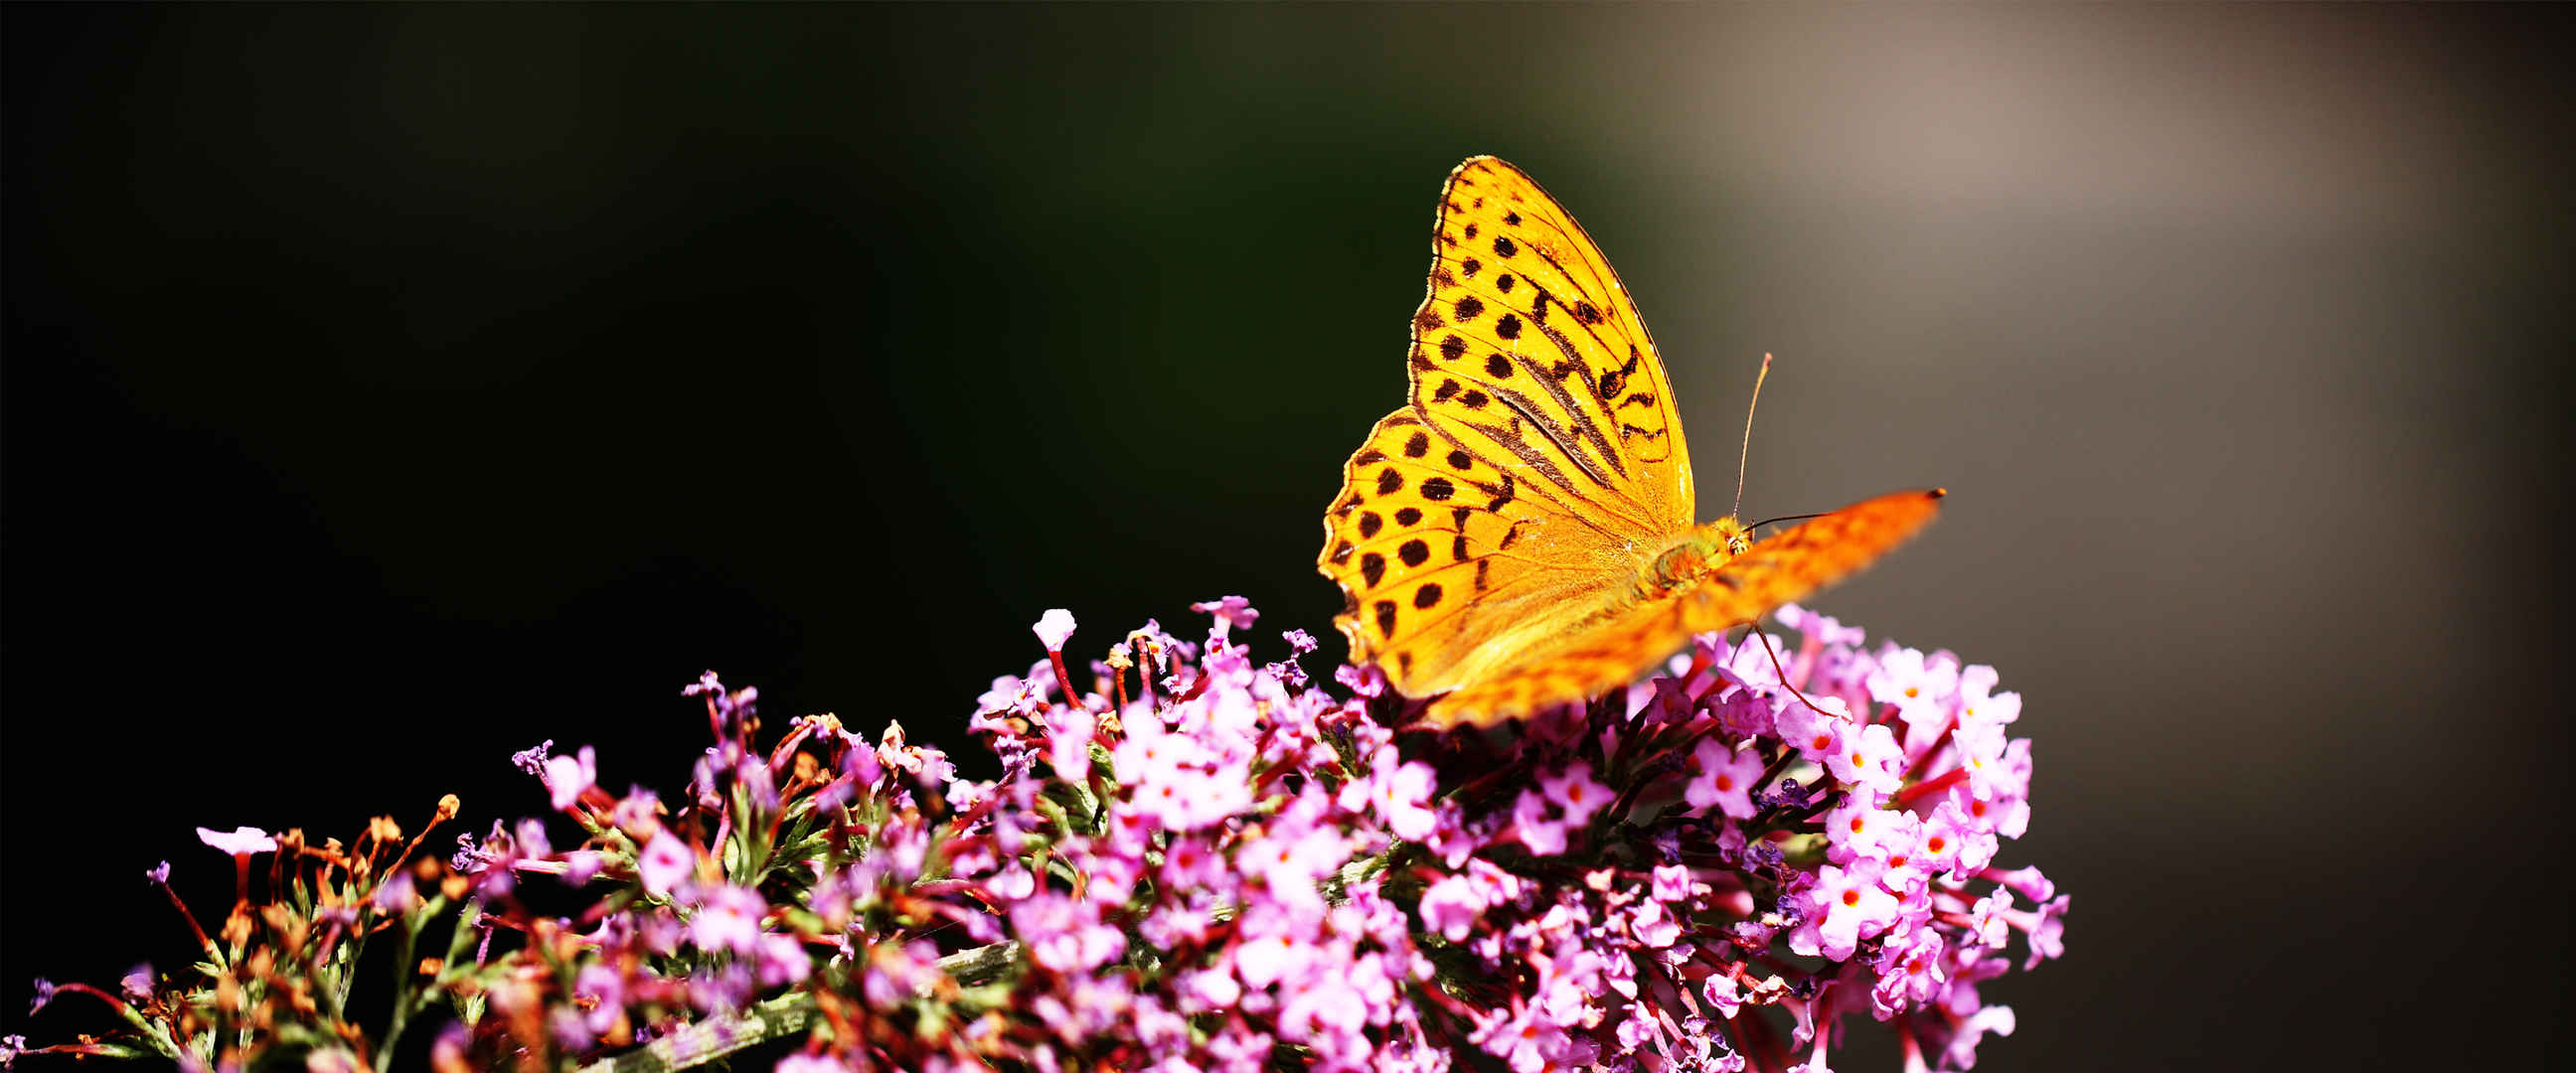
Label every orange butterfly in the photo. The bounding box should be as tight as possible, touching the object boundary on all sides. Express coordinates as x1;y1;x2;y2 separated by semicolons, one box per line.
1317;157;1942;729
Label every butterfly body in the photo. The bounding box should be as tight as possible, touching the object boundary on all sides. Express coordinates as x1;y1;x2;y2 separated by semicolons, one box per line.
1319;157;1942;730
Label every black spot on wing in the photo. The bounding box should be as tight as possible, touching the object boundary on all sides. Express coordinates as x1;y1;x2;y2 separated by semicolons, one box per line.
1359;512;1383;538
1403;431;1431;458
1419;477;1456;502
1362;552;1386;587
1394;507;1422;527
1413;582;1444;609
1398;538;1430;567
1374;600;1398;637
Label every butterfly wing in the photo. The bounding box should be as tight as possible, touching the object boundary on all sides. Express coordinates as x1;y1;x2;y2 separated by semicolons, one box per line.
1321;157;1697;697
1417;489;1945;728
1412;157;1695;532
1321;407;1643;697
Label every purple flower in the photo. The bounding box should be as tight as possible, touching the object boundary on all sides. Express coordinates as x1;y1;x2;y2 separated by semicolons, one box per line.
756;932;813;987
371;872;417;913
510;739;556;776
573;963;624;1034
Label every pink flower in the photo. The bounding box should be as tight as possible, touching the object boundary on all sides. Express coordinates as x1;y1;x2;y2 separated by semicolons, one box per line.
1626;896;1683;948
1777;602;1865;647
195;826;276;856
1231;928;1317;992
1775;694;1854;767
1686;738;1765;819
637;831;694;897
544;745;597;811
1541;761;1612;829
1825;721;1904;797
687;883;769;955
1793;861;1901;962
1044;703;1095;783
1650;863;1694;903
1418;873;1486;941
1190;595;1259;638
1867;644;1959;727
1175;966;1240;1013
1010;892;1125;973
1341;746;1438;841
1511;790;1569;856
1031;608;1077;651
1824;796;1917;868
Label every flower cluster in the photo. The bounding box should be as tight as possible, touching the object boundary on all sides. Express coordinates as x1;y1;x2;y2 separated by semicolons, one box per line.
8;598;2062;1072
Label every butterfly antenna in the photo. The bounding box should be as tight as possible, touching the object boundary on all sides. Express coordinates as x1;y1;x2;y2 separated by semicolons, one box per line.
1732;353;1772;520
1747;511;1829;533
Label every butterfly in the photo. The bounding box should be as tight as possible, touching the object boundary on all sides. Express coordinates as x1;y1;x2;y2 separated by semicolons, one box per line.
1317;156;1944;729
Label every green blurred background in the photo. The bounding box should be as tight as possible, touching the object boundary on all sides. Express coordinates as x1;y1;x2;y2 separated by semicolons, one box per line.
6;4;2567;1068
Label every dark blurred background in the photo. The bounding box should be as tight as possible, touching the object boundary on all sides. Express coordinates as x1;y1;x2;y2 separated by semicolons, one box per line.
5;4;2568;1069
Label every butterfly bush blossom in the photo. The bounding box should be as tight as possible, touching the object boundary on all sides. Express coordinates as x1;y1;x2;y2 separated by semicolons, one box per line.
7;600;2060;1073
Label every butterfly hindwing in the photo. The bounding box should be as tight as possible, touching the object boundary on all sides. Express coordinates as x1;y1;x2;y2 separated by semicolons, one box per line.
1323;410;1627;696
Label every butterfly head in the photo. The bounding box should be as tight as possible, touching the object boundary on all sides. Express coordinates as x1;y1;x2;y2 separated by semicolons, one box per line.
1643;519;1753;596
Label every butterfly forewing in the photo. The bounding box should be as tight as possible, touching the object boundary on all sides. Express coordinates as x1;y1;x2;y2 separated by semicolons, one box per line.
1411;158;1695;532
1418;490;1944;728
